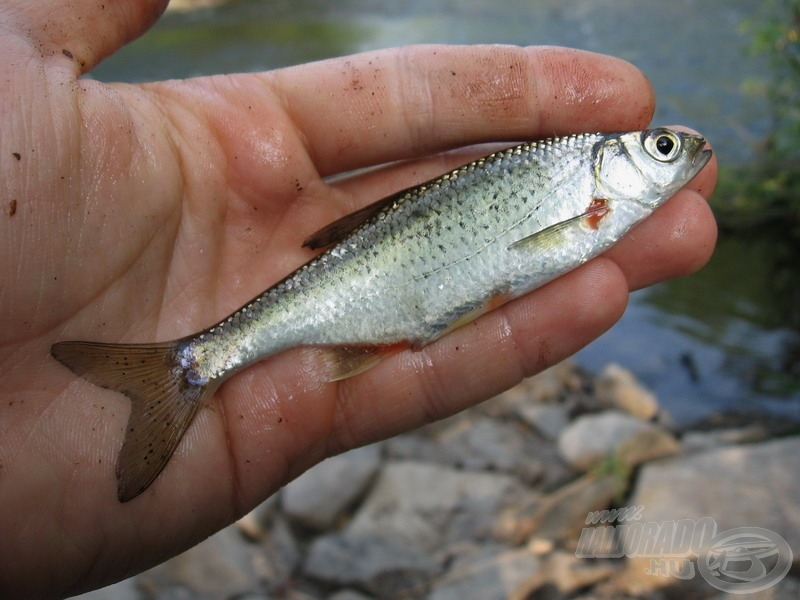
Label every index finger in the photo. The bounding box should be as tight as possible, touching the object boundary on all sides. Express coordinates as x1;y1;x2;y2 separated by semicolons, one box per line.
269;44;655;176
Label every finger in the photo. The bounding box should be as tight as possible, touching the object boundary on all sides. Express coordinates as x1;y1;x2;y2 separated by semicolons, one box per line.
606;189;718;291
270;45;654;176
8;0;168;73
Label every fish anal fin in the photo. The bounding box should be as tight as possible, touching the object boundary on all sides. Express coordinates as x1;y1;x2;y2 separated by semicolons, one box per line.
315;343;409;382
51;341;212;502
303;192;405;250
509;198;610;252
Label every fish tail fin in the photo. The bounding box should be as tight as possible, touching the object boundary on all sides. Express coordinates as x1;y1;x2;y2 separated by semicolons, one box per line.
51;340;210;502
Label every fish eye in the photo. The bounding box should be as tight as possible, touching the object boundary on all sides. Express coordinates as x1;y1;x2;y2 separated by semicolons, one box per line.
643;129;682;162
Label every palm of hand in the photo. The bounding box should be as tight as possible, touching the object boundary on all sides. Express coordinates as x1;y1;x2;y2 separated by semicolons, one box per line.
0;3;717;597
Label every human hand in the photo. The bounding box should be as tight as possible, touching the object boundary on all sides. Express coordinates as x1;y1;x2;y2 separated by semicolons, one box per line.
0;0;717;597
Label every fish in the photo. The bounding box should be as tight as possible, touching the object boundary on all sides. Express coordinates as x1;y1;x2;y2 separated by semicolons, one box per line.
51;128;711;502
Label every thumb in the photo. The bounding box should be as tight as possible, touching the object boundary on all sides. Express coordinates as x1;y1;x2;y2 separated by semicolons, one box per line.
6;0;169;73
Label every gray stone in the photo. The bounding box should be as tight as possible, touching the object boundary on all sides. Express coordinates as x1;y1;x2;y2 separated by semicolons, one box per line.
236;494;279;541
150;586;200;600
428;545;540;600
595;364;660;420
511;550;620;599
482;361;583;417
70;578;141;600
326;590;374;600
137;526;260;600
518;404;570;441
622;436;800;594
282;444;381;530
615;428;680;469
681;424;770;453
558;411;661;471
709;576;800;599
254;516;301;592
435;417;545;484
348;461;523;552
494;474;623;547
386;418;570;489
304;532;438;596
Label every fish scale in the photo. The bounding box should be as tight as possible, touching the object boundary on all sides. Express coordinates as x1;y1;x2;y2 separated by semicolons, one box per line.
51;128;711;501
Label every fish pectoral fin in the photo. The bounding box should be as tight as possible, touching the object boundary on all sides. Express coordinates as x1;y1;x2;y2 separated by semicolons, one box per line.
508;198;609;252
51;340;210;502
302;188;411;249
315;343;409;381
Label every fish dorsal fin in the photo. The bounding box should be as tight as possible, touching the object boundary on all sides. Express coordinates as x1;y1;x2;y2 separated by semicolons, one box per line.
302;190;409;250
509;199;609;252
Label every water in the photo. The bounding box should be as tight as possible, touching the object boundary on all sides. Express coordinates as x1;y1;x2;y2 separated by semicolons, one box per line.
91;0;800;426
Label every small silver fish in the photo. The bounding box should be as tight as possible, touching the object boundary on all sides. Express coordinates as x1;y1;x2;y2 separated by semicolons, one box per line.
52;128;711;501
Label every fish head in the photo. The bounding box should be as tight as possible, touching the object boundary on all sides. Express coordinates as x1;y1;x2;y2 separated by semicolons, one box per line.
595;128;712;208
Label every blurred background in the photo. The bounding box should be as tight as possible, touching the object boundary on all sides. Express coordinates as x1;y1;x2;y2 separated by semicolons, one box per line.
80;1;800;599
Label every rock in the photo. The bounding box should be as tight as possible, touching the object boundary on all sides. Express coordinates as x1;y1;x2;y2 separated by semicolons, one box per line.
150;586;199;600
435;417;546;484
595;364;660;420
615;428;680;469
513;550;619;598
518;404;570;441
427;545;540;600
255;516;301;593
236;494;279;541
327;590;374;600
303;532;438;597
494;474;623;547
709;576;800;599
137;526;260;600
70;578;140;600
282;444;381;530
681;424;770;453
557;411;662;471
621;436;800;594
387;418;570;490
480;361;585;418
348;461;524;552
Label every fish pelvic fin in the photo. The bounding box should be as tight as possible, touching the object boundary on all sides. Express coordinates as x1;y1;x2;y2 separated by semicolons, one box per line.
51;340;211;502
314;343;410;382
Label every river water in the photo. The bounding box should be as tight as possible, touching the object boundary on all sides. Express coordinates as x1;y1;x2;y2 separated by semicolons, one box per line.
92;0;800;426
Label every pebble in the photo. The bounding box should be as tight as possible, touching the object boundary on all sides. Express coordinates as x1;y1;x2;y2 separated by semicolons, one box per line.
326;590;374;600
615;428;680;469
518;403;570;441
595;363;660;420
349;460;524;551
427;545;540;600
494;474;622;548
303;532;437;596
681;423;770;453
557;410;664;471
281;444;381;530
